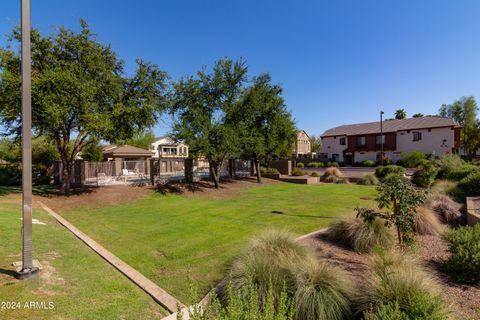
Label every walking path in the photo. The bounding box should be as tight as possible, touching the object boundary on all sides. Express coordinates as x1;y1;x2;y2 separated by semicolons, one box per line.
38;201;183;314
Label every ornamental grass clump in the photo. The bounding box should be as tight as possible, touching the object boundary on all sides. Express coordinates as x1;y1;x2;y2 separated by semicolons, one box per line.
424;193;462;225
217;230;310;306
357;173;379;185
293;257;353;320
291;168;304;176
413;207;444;236
322;167;342;183
355;248;450;320
326;218;394;253
443;224;480;284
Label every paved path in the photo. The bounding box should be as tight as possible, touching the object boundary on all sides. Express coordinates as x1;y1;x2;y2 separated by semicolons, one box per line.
38;201;183;313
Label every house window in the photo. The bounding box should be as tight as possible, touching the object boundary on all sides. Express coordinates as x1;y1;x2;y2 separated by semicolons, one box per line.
356;136;366;146
413;132;422;141
376;134;385;145
339;137;346;145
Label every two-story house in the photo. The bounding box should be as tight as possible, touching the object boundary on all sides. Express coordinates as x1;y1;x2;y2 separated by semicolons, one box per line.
320;117;461;165
293;130;311;158
150;137;189;158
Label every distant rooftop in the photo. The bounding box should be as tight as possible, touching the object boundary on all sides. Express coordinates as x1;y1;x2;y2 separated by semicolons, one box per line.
102;144;154;157
321;117;460;137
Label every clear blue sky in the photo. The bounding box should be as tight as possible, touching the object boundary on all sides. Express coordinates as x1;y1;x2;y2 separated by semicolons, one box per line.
2;0;480;136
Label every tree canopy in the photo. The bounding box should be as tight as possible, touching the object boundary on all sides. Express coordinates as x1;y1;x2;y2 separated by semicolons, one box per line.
227;73;296;182
394;109;407;119
439;96;480;157
0;20;169;191
170;58;247;188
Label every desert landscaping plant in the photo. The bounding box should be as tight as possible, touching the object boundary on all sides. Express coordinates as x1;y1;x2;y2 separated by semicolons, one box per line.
291;168;304;176
362;160;377;167
375;165;405;178
310;172;319;177
412;160;438;188
217;230;309;305
434;154;464;179
356;175;426;244
424;193;462;225
443;224;480;284
296;162;305;168
357;173;379;186
322;167;342;182
401;150;427;168
326;218;394;253
327;161;340;167
413;207;444;236
294;257;353;320
458;171;480;197
336;177;350;184
355;248;450;320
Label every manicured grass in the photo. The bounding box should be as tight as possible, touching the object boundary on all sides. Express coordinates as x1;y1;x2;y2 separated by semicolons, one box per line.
61;183;376;303
0;202;167;319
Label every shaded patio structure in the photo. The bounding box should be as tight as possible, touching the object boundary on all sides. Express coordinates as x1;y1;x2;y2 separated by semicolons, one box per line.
102;144;154;177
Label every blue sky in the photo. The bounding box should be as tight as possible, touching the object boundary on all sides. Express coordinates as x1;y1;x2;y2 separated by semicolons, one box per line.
2;0;480;136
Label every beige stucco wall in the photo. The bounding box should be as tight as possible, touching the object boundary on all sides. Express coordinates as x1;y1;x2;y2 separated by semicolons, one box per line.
396;127;454;156
294;131;311;156
320;136;347;161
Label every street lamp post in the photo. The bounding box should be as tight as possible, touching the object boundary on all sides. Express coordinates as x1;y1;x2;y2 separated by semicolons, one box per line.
380;111;384;166
16;0;38;279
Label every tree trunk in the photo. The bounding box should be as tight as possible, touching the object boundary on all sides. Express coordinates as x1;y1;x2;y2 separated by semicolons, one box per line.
254;154;261;183
61;160;73;194
209;162;220;189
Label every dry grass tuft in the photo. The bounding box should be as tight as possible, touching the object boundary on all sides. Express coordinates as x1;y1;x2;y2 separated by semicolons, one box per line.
326;218;394;253
424;192;462;225
414;206;445;236
322;167;343;183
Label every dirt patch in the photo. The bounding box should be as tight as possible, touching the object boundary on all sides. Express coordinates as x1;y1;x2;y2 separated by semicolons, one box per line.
154;177;279;200
32;258;66;297
301;232;480;320
34;185;152;213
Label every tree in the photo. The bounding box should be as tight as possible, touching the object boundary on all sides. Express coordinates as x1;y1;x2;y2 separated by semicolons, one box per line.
439;96;480;157
0;20;168;192
80;139;104;161
356;175;425;244
227;74;296;183
412;113;424;118
394;109;407;119
309;134;322;154
170;59;247;188
115;128;155;150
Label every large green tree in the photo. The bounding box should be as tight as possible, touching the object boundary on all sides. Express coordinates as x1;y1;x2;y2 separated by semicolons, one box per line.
227;74;296;183
170;59;247;188
0;20;168;192
439;96;480;157
115;128;156;150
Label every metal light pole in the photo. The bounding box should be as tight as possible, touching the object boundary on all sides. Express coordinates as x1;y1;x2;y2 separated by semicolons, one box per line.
380;111;384;166
17;0;38;279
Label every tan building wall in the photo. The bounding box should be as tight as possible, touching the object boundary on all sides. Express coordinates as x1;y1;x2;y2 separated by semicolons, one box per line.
293;130;311;157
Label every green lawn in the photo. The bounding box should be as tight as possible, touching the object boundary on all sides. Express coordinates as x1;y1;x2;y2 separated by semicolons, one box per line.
0;202;167;319
60;183;376;303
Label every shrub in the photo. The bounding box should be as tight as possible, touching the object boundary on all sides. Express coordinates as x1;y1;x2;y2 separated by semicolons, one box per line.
375;165;405;178
291;168;304;176
364;302;409;320
316;162;324;167
362;160;377;167
443;224;480;284
336;177;350;184
310;172;319;177
323;175;338;183
401;150;427;168
264;167;279;174
323;167;342;177
327;161;339;167
458;171;480;197
294;257;353;320
326;218;394;253
260;166;268;174
413;207;444;236
306;162;318;168
217;230;311;305
355;248;449;319
0;165;22;186
296;162;304;168
445;163;480;181
357;173;379;185
434;154;464;179
424;193;462;225
411;160;438;188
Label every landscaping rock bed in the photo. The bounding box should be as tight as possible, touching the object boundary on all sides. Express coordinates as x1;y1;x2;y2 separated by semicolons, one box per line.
300;232;480;320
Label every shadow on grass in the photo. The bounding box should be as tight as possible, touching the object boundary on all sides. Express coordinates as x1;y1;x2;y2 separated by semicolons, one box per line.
0;267;17;278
